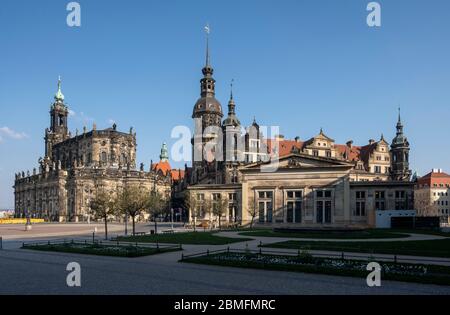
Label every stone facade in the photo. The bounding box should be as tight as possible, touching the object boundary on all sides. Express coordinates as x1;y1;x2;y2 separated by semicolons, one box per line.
415;169;450;223
14;79;171;222
184;35;414;229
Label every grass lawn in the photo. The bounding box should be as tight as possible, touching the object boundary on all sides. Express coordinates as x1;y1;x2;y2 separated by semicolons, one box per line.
117;231;251;245
388;228;450;237
22;242;180;257
238;229;410;239
181;252;450;286
261;238;450;258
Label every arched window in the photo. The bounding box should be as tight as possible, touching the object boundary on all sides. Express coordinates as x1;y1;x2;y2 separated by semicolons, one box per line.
101;152;107;163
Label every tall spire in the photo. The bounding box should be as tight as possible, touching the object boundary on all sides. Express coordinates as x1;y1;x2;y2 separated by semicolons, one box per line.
396;106;403;134
230;79;234;100
202;24;213;78
55;75;64;102
204;23;210;67
228;79;235;115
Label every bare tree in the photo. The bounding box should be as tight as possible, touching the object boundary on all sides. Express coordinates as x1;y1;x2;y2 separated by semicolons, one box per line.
117;185;149;236
212;196;229;230
203;199;213;230
148;191;169;234
247;196;258;229
184;190;199;232
90;189;117;239
415;191;438;217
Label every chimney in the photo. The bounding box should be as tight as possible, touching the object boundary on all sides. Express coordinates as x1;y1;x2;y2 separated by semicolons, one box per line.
295;136;300;143
275;134;285;141
346;140;353;148
369;139;375;145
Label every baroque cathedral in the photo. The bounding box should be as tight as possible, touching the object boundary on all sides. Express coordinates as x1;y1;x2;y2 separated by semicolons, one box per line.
15;31;415;228
14;78;172;222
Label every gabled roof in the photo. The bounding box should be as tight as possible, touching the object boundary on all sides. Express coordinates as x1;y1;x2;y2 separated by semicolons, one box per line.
241;152;354;172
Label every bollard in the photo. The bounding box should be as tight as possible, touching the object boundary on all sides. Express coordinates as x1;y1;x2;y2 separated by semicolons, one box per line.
394;255;397;264
207;249;209;256
341;252;345;260
259;247;262;255
92;232;95;244
259;240;262;247
227;246;230;253
0;237;2;250
181;253;184;260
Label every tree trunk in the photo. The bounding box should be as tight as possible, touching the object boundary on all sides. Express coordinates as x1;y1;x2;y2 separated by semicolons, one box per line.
154;218;158;234
132;215;136;236
250;216;254;229
218;215;221;231
104;216;108;240
193;215;196;232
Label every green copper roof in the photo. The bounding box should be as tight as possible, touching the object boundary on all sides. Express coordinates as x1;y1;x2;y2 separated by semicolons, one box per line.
160;142;169;162
55;76;64;101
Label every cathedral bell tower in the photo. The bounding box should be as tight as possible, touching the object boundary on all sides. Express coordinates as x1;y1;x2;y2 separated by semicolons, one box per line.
390;108;411;181
45;76;70;158
191;25;224;184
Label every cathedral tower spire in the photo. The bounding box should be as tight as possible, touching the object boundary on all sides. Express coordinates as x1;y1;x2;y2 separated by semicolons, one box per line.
160;142;169;162
390;107;411;181
45;76;70;158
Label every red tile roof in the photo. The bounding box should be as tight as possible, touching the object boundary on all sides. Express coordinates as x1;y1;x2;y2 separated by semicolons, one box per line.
151;161;171;176
266;138;364;162
417;170;450;187
171;169;185;181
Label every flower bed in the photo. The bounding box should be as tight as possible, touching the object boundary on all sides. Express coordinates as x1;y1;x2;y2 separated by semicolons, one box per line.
181;251;450;286
22;241;180;257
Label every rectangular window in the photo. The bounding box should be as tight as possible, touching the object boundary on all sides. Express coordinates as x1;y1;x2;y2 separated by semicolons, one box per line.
316;190;332;224
257;191;273;223
286;190;302;223
356;191;366;199
355;201;366;216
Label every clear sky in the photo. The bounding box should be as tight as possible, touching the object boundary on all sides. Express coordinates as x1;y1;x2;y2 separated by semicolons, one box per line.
1;0;449;208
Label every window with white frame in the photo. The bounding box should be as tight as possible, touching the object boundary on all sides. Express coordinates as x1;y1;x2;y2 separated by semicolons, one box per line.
286;190;302;223
257;191;273;223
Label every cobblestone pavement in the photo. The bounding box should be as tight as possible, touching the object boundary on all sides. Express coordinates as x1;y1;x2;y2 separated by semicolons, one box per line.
0;224;449;295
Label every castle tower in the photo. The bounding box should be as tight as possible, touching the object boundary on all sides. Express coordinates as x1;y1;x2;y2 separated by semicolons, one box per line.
222;82;243;183
390;108;411;181
191;25;223;184
45;76;70;158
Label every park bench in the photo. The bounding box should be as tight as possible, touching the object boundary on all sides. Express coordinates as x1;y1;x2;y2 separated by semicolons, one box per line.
162;229;174;234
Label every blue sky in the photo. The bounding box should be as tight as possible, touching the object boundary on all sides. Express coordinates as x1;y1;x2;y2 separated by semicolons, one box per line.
1;0;449;208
